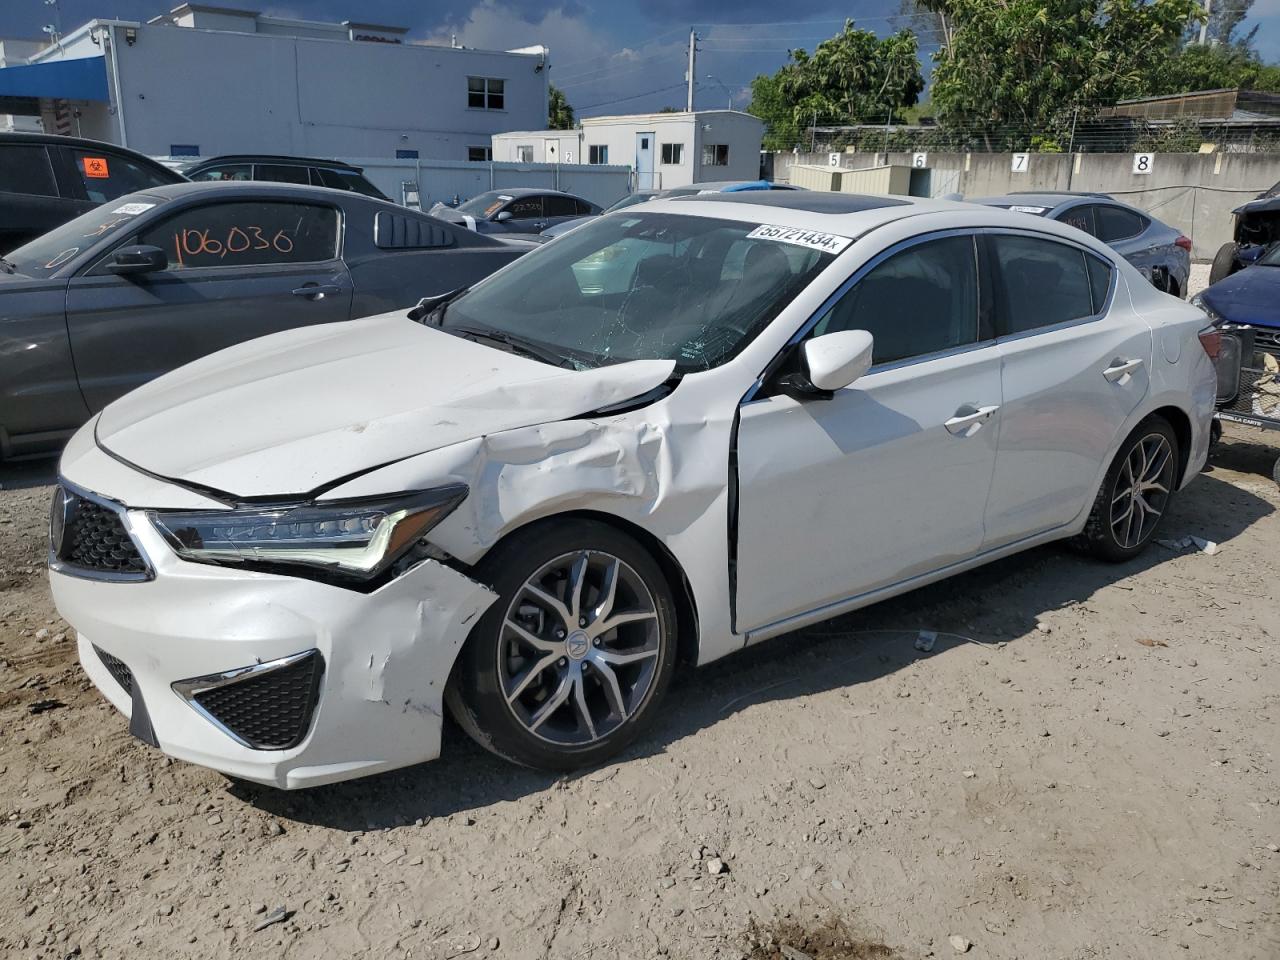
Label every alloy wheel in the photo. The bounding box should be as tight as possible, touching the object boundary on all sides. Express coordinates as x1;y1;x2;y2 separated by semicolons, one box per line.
498;550;662;746
1110;433;1174;549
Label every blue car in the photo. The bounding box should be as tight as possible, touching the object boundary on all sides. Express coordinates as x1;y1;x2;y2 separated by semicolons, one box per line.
1193;244;1280;483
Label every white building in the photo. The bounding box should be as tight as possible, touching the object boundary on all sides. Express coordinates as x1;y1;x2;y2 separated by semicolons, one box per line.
492;110;765;189
0;4;550;162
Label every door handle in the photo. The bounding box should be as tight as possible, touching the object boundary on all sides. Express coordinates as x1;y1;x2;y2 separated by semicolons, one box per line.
291;284;343;300
944;404;1000;436
1103;357;1144;382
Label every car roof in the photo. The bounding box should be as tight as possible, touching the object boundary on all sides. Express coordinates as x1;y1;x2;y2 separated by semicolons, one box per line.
972;189;1116;208
670;191;910;214
475;186;577;198
185;154;365;171
0;131;183;172
111;180;394;205
640;191;1129;255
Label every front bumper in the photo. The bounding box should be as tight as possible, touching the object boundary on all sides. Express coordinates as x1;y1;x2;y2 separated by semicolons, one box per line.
51;501;497;789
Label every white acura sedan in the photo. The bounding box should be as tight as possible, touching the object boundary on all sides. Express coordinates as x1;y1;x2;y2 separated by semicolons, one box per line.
50;192;1216;788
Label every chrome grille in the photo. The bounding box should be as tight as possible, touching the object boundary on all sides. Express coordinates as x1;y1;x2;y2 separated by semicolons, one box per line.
49;485;151;581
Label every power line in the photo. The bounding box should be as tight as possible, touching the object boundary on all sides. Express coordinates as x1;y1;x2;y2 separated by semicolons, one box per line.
577;82;687;112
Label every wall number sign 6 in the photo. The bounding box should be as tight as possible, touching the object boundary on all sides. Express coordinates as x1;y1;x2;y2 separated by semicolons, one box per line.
1011;153;1029;173
1132;153;1154;175
912;152;928;168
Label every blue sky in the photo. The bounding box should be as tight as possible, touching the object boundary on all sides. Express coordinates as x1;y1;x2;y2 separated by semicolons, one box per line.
9;1;1280;114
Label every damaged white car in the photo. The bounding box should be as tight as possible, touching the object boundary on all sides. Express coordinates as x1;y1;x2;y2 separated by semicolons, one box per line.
50;192;1217;788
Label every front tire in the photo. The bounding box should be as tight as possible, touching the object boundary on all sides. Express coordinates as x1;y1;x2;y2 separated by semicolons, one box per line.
446;519;678;771
1209;242;1238;285
1075;416;1179;562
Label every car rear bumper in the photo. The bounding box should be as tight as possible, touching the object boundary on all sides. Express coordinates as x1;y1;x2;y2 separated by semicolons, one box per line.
51;508;497;789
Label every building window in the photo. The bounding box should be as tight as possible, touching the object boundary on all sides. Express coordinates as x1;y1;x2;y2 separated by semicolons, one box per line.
467;146;493;162
395;149;419;159
702;143;729;166
661;143;683;164
467;76;505;110
516;145;534;163
588;145;608;165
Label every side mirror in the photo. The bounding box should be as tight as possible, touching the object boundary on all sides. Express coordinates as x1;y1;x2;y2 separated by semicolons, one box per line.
494;211;513;223
780;330;875;399
105;244;167;276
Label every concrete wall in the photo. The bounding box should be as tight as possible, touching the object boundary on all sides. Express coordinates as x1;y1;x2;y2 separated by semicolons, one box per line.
773;149;1280;259
31;20;548;162
342;156;633;210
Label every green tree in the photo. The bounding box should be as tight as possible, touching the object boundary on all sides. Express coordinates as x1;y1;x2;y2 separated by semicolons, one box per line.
548;85;574;130
921;0;1204;146
748;20;924;150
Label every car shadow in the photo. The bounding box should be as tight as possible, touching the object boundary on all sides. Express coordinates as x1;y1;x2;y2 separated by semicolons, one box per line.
232;470;1272;828
0;457;57;491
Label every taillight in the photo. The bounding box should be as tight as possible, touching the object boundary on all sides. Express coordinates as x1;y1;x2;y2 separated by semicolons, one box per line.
1198;326;1221;359
1175;236;1193;253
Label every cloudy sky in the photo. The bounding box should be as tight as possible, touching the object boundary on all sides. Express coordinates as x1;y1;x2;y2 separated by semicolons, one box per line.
9;0;1280;115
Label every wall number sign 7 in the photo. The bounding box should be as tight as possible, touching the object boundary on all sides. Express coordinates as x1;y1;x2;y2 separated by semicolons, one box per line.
1011;153;1029;173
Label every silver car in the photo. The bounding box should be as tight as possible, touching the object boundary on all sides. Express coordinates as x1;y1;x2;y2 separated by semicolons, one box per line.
973;192;1192;298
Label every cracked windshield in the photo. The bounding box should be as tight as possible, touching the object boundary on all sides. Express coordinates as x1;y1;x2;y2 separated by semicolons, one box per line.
438;212;836;372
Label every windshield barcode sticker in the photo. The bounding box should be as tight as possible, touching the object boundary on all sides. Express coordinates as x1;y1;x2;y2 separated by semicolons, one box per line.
111;202;155;215
746;224;853;254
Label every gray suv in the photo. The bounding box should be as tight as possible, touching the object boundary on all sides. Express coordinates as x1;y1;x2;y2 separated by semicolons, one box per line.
973;192;1192;297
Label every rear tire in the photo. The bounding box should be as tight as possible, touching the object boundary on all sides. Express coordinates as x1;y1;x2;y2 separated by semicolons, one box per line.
446;518;678;771
1209;242;1238;285
1074;416;1180;562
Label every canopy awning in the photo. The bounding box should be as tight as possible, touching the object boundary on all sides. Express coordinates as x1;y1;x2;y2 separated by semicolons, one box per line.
0;56;109;101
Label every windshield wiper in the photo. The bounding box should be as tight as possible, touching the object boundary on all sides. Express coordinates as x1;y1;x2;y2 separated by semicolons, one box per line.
446;325;577;369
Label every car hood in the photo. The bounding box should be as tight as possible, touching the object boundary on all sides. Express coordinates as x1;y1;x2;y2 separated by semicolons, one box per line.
1234;195;1280;216
429;207;480;230
95;312;675;498
1201;265;1280;328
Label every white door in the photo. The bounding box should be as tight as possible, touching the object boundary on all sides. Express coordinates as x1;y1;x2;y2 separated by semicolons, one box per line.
982;232;1151;548
735;233;1002;633
635;132;655;189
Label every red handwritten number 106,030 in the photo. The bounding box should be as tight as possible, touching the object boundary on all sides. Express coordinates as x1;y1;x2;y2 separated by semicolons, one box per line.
170;225;294;266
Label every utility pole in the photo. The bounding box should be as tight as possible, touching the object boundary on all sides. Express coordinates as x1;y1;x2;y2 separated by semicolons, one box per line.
686;29;698;112
1199;0;1212;44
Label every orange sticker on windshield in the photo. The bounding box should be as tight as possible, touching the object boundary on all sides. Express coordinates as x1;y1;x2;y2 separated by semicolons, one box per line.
81;156;110;178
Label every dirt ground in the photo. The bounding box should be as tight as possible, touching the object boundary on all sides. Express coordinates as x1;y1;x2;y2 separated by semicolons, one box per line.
1;265;1277;959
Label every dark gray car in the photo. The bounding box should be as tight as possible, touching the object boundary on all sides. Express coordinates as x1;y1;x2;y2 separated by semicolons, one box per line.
0;181;527;459
430;188;600;235
972;192;1192;298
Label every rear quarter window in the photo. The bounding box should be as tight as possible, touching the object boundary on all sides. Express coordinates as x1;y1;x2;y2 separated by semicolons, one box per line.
1095;206;1146;242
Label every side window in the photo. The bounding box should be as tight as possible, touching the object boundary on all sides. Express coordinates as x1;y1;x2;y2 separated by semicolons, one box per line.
992;234;1096;334
504;197;543;220
135;201;340;270
70;149;173;202
255;164;309;185
1056;204;1097;237
1095;205;1146;242
543;195;578;217
811;235;979;364
1086;255;1114;313
575;198;595;215
189;164;251;182
0;145;58;196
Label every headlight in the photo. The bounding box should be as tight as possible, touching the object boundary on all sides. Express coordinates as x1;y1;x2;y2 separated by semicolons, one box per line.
1189;294;1223;323
148;485;467;583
